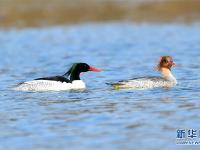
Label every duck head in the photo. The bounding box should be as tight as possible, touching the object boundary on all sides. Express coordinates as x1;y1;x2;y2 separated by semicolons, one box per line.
157;56;175;71
64;63;102;81
157;56;176;80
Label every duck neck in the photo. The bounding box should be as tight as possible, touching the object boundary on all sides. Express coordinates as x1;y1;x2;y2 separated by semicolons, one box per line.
160;68;176;81
70;70;81;81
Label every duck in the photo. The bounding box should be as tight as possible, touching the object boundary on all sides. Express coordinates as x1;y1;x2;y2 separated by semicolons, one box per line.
111;56;177;89
14;63;102;91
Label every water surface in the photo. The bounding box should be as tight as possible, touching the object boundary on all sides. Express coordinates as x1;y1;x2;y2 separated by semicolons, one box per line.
0;22;200;150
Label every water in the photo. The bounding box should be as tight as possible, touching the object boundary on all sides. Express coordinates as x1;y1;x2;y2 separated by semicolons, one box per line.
0;22;200;150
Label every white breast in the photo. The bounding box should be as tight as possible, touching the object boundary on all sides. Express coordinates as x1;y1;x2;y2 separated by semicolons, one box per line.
14;80;86;91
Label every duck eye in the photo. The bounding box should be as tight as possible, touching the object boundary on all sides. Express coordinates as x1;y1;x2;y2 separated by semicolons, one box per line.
83;64;88;70
163;59;167;63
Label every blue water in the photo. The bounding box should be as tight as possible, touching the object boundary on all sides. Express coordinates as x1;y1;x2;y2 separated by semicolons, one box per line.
0;22;200;150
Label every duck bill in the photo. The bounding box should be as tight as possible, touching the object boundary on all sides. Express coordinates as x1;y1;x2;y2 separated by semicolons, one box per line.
88;66;102;72
172;62;176;67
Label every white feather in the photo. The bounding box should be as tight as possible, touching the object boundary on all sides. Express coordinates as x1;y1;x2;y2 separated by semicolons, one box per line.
14;80;86;91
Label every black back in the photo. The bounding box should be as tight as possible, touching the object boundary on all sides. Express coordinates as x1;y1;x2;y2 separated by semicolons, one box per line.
35;76;71;83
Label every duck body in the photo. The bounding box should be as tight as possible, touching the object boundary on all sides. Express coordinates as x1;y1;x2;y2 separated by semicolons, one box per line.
14;77;86;91
14;63;101;91
112;76;177;90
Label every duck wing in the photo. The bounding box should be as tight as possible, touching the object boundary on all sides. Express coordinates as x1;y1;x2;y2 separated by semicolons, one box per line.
111;76;166;86
35;76;71;83
128;76;166;82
